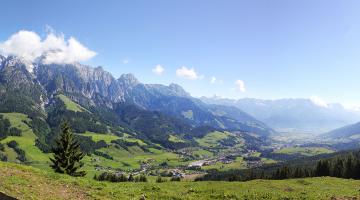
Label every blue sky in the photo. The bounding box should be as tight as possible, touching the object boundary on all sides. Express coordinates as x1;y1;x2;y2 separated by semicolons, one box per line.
1;0;360;107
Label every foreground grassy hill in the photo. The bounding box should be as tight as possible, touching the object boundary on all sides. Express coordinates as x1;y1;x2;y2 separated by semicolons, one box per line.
0;162;359;200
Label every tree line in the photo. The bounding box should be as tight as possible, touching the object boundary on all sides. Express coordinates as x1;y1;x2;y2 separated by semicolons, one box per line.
197;150;360;182
270;151;360;180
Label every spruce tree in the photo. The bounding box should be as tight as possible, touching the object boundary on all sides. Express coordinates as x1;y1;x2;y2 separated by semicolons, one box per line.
50;122;86;177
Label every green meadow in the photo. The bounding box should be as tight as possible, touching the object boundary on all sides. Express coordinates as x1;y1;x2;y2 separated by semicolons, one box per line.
274;147;334;156
0;161;359;200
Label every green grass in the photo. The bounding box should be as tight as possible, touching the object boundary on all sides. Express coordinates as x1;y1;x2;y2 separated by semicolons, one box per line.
95;145;188;171
169;134;185;143
202;157;247;171
57;94;86;112
0;113;50;169
122;133;147;146
261;157;278;164
80;132;147;146
274;147;334;156
81;131;120;143
2;145;18;162
1;161;360;200
195;131;231;147
192;149;213;158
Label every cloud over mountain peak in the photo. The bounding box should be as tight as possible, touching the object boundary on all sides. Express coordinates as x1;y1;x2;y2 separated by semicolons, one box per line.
0;29;96;65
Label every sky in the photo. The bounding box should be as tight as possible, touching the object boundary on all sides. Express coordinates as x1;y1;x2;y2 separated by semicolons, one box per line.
1;0;360;108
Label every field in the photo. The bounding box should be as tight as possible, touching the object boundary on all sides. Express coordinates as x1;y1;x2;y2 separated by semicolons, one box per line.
1;161;360;200
202;156;247;171
81;131;120;143
195;131;231;147
274;147;334;156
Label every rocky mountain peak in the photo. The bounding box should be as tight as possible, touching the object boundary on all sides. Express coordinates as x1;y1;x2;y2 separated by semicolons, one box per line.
168;83;189;97
118;73;140;87
2;55;35;73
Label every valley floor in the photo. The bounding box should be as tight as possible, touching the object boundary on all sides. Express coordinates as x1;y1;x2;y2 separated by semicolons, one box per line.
0;162;359;200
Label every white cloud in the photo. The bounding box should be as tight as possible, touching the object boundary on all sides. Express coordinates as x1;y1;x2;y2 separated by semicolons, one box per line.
210;76;223;84
0;29;96;64
122;59;129;64
176;66;199;80
235;80;246;92
343;103;360;112
310;96;328;108
152;64;164;75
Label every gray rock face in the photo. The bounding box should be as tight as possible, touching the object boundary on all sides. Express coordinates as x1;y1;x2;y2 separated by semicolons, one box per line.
0;56;47;114
0;55;195;109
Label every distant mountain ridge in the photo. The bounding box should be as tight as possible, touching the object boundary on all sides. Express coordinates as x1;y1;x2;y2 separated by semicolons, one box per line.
0;55;274;147
201;97;360;134
321;122;360;141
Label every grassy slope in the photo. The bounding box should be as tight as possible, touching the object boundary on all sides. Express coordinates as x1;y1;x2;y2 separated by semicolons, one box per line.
169;134;185;143
274;147;334;156
195;131;231;147
81;131;120;143
57;94;86;112
0;161;360;200
97;146;188;171
0;113;50;169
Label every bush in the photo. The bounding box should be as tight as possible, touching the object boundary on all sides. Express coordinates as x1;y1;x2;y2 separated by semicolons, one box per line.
7;140;26;162
95;172;128;182
95;140;108;149
7;140;18;148
128;174;134;182
94;151;113;160
9;127;21;136
136;174;148;182
159;161;168;167
156;176;166;183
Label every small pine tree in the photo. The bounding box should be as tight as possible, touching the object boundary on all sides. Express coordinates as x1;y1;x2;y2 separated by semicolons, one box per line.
50;122;86;177
156;176;166;183
139;174;148;182
128;174;134;182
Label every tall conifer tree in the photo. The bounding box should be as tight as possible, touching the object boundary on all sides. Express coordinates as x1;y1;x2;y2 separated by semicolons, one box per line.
50;122;86;177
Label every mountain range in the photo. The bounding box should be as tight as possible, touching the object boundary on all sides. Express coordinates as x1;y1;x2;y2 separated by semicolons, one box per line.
201;96;360;134
2;54;360;155
0;55;274;151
